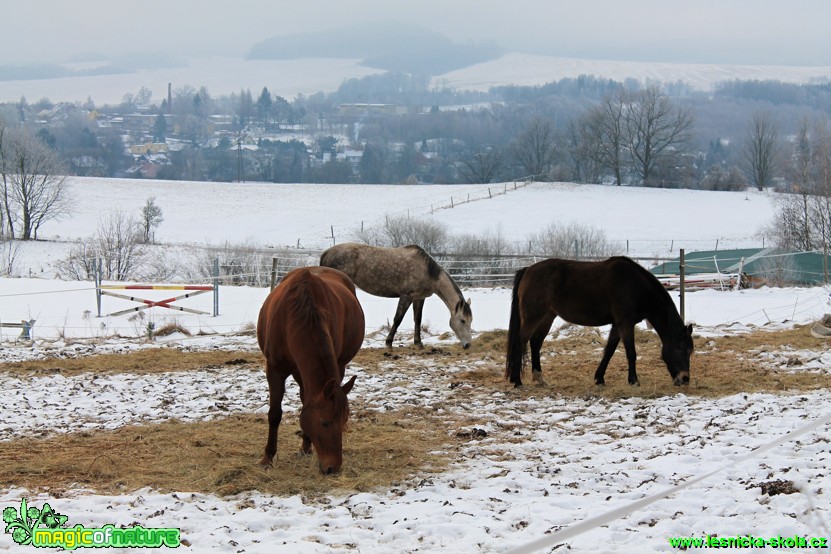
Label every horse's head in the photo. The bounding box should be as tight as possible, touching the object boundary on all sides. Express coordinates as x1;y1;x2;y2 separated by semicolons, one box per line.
449;298;473;349
299;376;355;474
662;323;694;385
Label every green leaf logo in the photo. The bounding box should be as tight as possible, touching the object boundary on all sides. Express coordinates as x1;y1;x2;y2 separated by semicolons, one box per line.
3;499;68;545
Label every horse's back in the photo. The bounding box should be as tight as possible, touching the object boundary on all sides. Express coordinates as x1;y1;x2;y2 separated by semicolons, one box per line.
320;242;435;298
527;256;655;291
520;257;664;325
257;266;365;365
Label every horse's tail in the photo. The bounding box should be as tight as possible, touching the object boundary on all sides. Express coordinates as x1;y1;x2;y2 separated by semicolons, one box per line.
505;267;527;385
319;248;332;267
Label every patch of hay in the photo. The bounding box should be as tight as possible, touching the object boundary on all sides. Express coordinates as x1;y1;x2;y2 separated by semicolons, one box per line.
0;407;459;498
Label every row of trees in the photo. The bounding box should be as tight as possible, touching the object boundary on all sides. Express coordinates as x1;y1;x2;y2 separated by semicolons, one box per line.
766;118;831;251
5;73;827;188
3;73;831;190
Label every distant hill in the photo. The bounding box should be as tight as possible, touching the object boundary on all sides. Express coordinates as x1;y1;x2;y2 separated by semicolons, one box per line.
247;21;502;76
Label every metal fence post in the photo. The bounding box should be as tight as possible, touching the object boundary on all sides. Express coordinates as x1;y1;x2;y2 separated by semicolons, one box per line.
679;248;686;322
213;258;219;316
95;258;102;318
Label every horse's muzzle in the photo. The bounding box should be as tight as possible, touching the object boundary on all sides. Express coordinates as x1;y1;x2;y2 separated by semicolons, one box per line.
462;342;471;350
673;371;690;386
320;464;341;475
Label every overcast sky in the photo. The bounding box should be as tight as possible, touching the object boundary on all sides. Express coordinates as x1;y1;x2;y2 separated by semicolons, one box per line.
2;0;830;67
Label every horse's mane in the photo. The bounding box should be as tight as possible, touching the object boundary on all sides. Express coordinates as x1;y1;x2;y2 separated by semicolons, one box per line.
405;245;441;281
285;274;337;364
616;256;683;326
287;280;325;328
406;245;469;312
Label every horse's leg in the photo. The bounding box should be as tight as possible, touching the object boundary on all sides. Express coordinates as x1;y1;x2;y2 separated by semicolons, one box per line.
412;298;425;348
259;367;286;467
296;380;313;456
594;324;621;386
620;324;640;386
385;297;412;348
529;314;555;385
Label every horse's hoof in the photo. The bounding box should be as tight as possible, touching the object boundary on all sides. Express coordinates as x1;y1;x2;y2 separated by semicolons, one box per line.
258;456;274;468
629;380;641;387
595;380;605;386
532;373;546;386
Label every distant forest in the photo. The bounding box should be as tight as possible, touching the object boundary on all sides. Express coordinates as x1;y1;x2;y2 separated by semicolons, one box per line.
2;70;831;190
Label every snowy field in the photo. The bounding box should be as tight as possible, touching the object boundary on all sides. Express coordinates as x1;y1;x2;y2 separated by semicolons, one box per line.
28;177;775;265
2;179;831;553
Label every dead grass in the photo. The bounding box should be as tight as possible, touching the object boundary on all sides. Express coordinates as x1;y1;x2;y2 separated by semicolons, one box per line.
0;405;461;498
153;321;192;337
2;324;829;498
0;349;262;377
357;325;831;400
481;325;831;400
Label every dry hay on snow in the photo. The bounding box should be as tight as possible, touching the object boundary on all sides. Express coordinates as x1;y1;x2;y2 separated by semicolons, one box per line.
1;325;830;499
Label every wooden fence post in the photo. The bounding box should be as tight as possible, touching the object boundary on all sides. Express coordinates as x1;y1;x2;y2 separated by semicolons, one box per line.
270;257;278;290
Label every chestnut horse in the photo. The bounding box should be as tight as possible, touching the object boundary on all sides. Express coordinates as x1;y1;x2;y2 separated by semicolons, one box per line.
257;266;365;474
320;243;472;349
506;257;693;387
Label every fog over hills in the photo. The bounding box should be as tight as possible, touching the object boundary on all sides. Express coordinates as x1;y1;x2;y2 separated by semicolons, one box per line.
247;22;502;76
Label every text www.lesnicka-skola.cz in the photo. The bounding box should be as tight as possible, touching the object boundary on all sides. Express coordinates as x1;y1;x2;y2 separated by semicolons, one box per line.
668;535;828;549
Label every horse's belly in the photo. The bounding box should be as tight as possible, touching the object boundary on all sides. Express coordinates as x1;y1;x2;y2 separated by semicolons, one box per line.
555;306;613;327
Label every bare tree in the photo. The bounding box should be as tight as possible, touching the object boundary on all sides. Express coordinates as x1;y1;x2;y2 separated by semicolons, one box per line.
0;126;71;240
96;211;145;280
744;111;780;191
624;86;694;185
56;210;146;281
585;89;627;185
140;196;164;243
0;121;8;238
512;118;559;180
765;118;831;252
353;215;448;254
564;115;603;184
782;119;814;249
528;222;622;259
699;164;747;191
457;146;505;184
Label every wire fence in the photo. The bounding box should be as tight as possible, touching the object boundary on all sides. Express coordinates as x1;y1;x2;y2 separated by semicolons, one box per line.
187;247;831;290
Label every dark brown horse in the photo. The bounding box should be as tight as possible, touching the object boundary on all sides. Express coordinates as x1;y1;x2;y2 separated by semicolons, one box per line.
506;257;693;387
257;266;365;474
320;243;472;349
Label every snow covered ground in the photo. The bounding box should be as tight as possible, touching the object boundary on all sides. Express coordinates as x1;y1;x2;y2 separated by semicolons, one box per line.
29;177;775;263
433;53;831;93
2;179;831;553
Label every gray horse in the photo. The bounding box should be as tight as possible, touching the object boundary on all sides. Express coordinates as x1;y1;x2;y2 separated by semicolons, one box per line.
320;243;472;349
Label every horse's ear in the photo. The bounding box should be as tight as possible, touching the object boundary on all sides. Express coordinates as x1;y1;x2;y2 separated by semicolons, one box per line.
466;298;472;306
323;379;339;400
341;375;356;395
686;323;693;336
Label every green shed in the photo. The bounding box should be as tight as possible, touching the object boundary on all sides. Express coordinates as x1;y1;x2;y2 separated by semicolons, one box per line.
650;248;830;286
